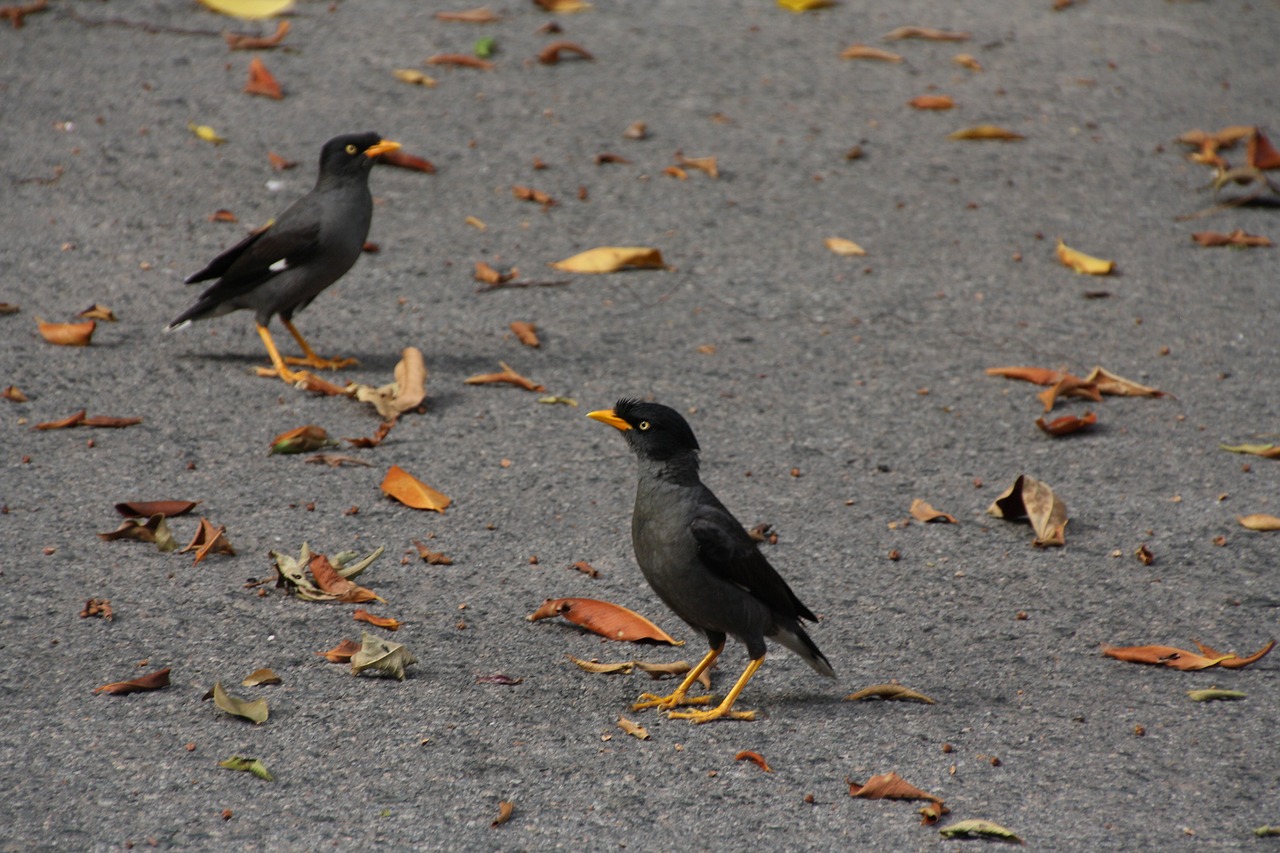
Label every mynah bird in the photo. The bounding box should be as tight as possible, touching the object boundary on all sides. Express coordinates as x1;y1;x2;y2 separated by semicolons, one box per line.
589;399;834;723
168;132;401;384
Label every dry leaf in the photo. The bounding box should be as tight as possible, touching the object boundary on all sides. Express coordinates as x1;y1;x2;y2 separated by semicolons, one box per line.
596;152;632;165
492;800;515;827
623;120;647;139
77;304;116;321
510;321;540;348
94;667;171;695
188;122;227;145
411;539;454;565
617;716;650;739
354;608;401;631
114;500;199;518
1238;513;1280;531
1056;239;1114;275
1220;442;1280;459
393;68;438;87
985;366;1065;386
309;554;381;603
316;638;361;663
1081;366;1166;398
735;751;773;772
344;419;395;449
224;19;289;49
570;560;599;578
197;0;293;18
352;346;428;419
218;755;273;781
1191;229;1271;248
36;317;95;346
80;598;113;620
909;499;957;524
1102;643;1233;671
940;820;1022;843
475;673;523;685
839;44;902;62
381;464;452;513
464;361;545;392
34;409;87;430
919;801;950;825
212;681;269;724
987;474;1067;547
270;425;334;454
513;185;555;207
350;631;417;680
1189;689;1247;702
948;125;1024;141
567;656;635;675
534;0;590;10
952;53;982;70
884;25;969;41
848;771;944;803
82;414;143;428
474;261;513;285
1248;127;1280;170
244;56;283;98
1037;374;1101;412
242;668;281;687
528;597;682;644
538;40;594;64
180;517;235;565
844;683;936;704
1193;638;1275;669
425;53;494;70
673;152;718;178
436;6;500;23
1035;411;1098;436
267;151;296;170
663;166;688;180
909;95;954;110
2;385;27;402
378;150;436;172
824;237;867;256
550;246;666;273
97;514;177;552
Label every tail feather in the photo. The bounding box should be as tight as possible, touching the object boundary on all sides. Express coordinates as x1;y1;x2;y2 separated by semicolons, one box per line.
770;621;835;677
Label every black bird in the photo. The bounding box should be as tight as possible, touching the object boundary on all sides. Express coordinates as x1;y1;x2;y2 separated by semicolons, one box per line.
168;132;401;384
588;399;834;723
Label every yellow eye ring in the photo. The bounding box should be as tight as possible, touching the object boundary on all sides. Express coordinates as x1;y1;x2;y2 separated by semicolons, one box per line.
345;143;358;154
638;421;650;430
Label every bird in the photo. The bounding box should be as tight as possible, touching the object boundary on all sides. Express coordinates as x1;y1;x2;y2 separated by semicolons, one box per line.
167;131;401;384
588;399;834;723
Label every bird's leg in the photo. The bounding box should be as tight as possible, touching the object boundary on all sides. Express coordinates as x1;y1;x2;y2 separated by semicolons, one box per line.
668;656;764;723
252;324;314;384
632;645;719;712
279;318;358;370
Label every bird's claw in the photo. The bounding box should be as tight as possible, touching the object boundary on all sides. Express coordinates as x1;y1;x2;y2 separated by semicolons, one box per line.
632;691;714;712
667;707;757;724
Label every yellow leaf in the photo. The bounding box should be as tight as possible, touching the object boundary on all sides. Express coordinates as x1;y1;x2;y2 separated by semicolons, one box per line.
617;715;650;739
381;464;451;513
824;237;867;256
188;123;227;145
550;246;666;274
533;0;590;11
1056;239;1114;275
392;69;437;87
1238;513;1280;531
777;0;834;9
197;0;294;19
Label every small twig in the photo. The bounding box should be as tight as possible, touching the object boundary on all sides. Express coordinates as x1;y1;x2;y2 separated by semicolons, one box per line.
475;278;572;293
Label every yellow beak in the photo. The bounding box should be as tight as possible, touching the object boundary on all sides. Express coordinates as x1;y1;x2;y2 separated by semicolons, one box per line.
364;139;402;158
587;409;631;431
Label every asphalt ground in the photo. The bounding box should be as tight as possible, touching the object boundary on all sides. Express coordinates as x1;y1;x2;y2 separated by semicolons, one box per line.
3;0;1278;849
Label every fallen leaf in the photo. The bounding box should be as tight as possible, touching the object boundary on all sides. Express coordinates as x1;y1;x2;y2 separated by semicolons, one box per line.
425;53;494;70
1135;544;1154;566
663;166;688;180
224;19;289;49
492;800;515;827
465;215;487;230
217;755;273;781
411;539;454;565
309;553;382;603
940;819;1023;843
267;151;296;170
209;209;238;223
344;419;395;449
824;237;867;256
513;185;556;206
77;304;117;321
844;684;936;704
985;366;1065;386
392;68;438;87
987;474;1067;547
538;40;593;64
952;53;982;70
617;716;650;739
550;246;666;273
0;0;48;28
948;125;1024;141
1036;374;1101;412
243;56;283;99
270;425;334;454
510;321;540;348
97;514;178;552
735;751;773;772
474;261;513;285
1191;229;1271;248
464;361;545;392
475;673;523;685
527;597;682;644
1220;442;1280;459
623;120;647;139
316;638;361;663
1256;827;1280;838
378;150;436;172
1035;411;1098;436
80;598;113;620
909;95;954;110
848;771;944;804
436;6;500;23
537;395;578;406
306;453;373;467
36;317;95;346
116;500;200;519
1189;688;1247;702
1056;239;1114;275
567;656;635;675
351;346;428;420
1193;638;1275;669
381;464;452;513
1081;366;1166;398
197;0;292;18
1101;644;1231;671
94;667;171;695
82;414;143;428
1238;513;1280;531
910;498;957;524
180;517;235;565
212;681;268;724
534;0;590;10
570;559;599;578
354;608;401;631
919;801;950;825
839;44;902;62
241;668;281;687
885;25;969;40
2;385;27;402
188;122;227;145
350;631;417;680
1247;127;1280;170
675;152;718;178
34;409;87;430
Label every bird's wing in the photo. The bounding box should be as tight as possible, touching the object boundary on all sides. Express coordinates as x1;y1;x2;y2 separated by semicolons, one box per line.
690;497;819;623
184;199;324;289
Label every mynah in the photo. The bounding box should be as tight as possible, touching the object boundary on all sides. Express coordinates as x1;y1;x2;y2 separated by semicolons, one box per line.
167;132;401;384
588;399;834;723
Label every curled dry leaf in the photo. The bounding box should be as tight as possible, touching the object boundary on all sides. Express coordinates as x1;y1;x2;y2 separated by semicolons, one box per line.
985;366;1065;386
551;246;666;273
492;800;515;827
224;19;289;49
218;755;274;781
309;553;382;603
353;608;401;631
1100;644;1231;671
1191;229;1271;248
212;681;269;724
567;656;634;675
242;668;281;687
510;321;540;348
307;453;372;467
1037;375;1101;412
987;474;1067;547
3;385;27;402
1056;239;1114;275
77;304;117;321
1082;366;1166;398
570;559;599;578
411;539;454;565
94;667;171;695
36;317;95;346
1220;442;1280;459
623;120;647;139
1193;638;1275;669
1238;513;1280;531
909;95;954;110
352;346;428;420
1035;411;1098;436
909;499;957;524
538;40;593;64
513;185;555;206
98;514;178;552
244;56;283;99
344;419;395;449
527;597;682;644
350;631;417;680
825;237;867;256
948;125;1023;141
952;53;982;70
379;150;436;172
848;771;944;804
267;151;296;170
475;261;514;285
464;361;545;392
270;425;334;454
425;53;494;70
436;6;500;23
939;820;1023;843
35;410;88;430
382;464;452;513
118;501;191;520
617;716;650;740
844;683;936;704
884;25;970;41
1248;127;1280;170
181;517;235;565
80;598;113;620
675;152;718;178
197;0;293;18
919;801;950;826
840;44;902;62
735;751;773;772
538;395;578;406
475;673;523;685
664;166;688;180
316;638;361;663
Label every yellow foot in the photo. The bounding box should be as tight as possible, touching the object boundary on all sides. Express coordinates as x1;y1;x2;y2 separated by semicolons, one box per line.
281;355;359;371
668;706;757;724
253;365;317;384
632;691;714;712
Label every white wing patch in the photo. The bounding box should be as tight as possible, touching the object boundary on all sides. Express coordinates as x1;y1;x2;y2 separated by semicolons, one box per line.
269;258;290;273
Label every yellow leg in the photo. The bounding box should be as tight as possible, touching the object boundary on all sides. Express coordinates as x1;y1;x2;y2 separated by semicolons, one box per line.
669;656;764;723
280;318;358;370
253;324;312;384
632;645;720;712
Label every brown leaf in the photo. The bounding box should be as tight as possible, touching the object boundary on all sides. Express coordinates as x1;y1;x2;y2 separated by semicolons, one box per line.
316;638;361;663
848;771;944;803
909;498;957;524
180;517;235;565
411;539;454;565
918;801;951;825
1238;513;1280;531
513;185;556;207
242;668;281;687
570;559;599;578
909;95;954;110
425;53;495;70
1081;366;1166;398
381;464;452;512
33;410;83;430
378;150;436;173
81;415;143;428
987;474;1067;547
77;303;117;321
1035;411;1098;436
492;800;515;827
354;608;401;631
351;347;428;420
1191;229;1271;248
475;673;523;685
663;166;688;180
884;26;970;41
270;425;333;454
80;598;113;620
1101;643;1232;671
1037;374;1101;412
308;553;382;603
267;151;297;170
510;321;540;348
1247;127;1280;170
209;209;238;223
595;152;632;165
675;152;718;178
464;361;545;392
0;0;48;28
985;366;1065;386
735;751;773;772
97;514;175;550
844;684;936;704
435;6;500;23
93;667;171;695
1193;638;1275;669
225;19;289;49
36;317;95;346
567;656;635;674
344;419;395;449
114;500;199;518
623;120;647;139
617;716;650;739
2;385;27;402
474;261;514;285
948;125;1024;141
839;44;903;62
527;597;683;644
1135;544;1154;566
538;40;594;64
243;56;283;99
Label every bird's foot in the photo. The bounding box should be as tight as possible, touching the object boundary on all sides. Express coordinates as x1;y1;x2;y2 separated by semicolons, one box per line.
253;365;317;384
632;691;714;712
281;355;359;371
667;706;757;724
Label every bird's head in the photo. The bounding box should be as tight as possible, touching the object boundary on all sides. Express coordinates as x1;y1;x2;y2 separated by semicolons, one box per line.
588;398;700;462
317;132;401;179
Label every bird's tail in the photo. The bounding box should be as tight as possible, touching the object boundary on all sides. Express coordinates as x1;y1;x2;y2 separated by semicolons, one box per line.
771;621;835;678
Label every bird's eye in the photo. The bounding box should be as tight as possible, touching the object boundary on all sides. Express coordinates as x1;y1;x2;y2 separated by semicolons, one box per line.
345;143;358;155
638;421;650;431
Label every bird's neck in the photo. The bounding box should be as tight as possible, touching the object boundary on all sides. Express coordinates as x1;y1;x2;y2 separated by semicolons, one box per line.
638;452;701;487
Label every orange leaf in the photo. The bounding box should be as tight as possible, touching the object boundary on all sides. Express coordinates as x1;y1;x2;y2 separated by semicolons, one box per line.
985;366;1065;386
848;771;944;803
93;667;171;695
381;464;452;513
909;95;954;110
316;638;361;663
948;125;1023;141
435;6;500;23
1238;513;1280;531
1196;638;1274;669
82;415;143;428
353;608;401;630
527;597;683;644
243;57;283;99
307;553;381;603
1035;411;1097;436
474;261;513;285
224;19;289;49
33;409;87;430
425;53;494;70
952;53;982;71
1037;374;1101;412
115;500;199;518
510;321;540;348
884;26;969;41
411;539;454;565
1247;127;1280;170
464;361;545;392
675;152;718;178
180;517;235;565
378;149;436;173
538;40;594;64
909;498;957;524
1081;366;1166;398
1100;643;1231;671
267;151;297;170
36;317;95;346
735;751;773;772
839;44;902;62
